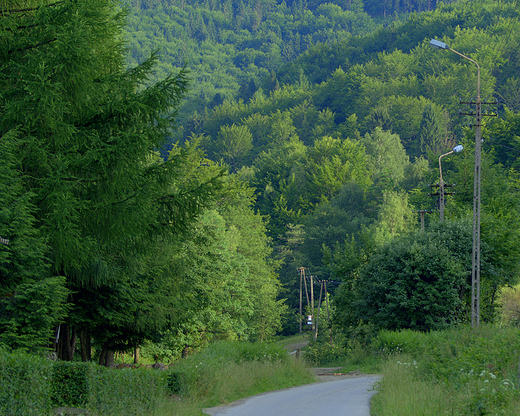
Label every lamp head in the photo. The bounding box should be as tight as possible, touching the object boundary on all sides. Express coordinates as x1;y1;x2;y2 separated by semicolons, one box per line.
429;39;449;49
453;144;464;153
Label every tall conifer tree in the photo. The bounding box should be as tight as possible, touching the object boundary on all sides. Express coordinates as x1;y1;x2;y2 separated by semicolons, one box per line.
0;0;222;359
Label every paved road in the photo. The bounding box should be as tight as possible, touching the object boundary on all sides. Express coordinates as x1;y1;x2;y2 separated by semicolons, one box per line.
203;375;380;416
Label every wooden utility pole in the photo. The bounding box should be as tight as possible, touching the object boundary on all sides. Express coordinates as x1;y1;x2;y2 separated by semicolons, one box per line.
298;267;308;334
412;210;432;231
325;281;333;343
310;275;314;332
299;268;303;334
314;281;324;341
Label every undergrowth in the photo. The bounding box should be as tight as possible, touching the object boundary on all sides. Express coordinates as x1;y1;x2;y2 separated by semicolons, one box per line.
370;325;520;415
1;340;315;416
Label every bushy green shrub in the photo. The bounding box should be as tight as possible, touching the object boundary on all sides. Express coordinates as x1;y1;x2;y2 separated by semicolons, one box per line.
0;349;52;416
304;341;347;366
372;329;430;356
166;370;187;395
186;340;287;366
51;361;90;408
0;277;69;353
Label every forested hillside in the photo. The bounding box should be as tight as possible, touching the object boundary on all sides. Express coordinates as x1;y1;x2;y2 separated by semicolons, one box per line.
124;0;520;334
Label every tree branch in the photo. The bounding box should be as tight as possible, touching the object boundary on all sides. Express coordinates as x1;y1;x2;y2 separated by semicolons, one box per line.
0;1;65;16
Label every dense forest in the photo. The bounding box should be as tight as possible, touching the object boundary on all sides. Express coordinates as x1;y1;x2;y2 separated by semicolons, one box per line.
1;0;520;363
124;0;520;334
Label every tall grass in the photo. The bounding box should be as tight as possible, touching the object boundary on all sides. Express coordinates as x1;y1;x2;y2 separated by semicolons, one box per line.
370;325;520;416
154;340;315;416
371;357;455;416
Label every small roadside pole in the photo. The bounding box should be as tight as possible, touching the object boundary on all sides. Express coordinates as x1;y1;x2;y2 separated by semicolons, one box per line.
412;210;433;231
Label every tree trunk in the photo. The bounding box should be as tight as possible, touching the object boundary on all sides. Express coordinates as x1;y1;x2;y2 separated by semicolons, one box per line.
182;345;189;358
58;324;77;361
98;344;115;367
105;350;115;368
98;347;107;366
79;327;91;362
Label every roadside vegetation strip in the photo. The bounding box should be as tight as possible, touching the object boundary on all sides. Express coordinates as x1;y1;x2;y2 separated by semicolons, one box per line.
156;340;316;416
370;325;520;416
0;341;315;416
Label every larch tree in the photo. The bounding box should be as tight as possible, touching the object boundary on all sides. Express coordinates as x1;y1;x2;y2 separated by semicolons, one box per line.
0;0;222;360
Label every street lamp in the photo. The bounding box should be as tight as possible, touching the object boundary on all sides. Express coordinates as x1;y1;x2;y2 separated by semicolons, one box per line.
430;39;482;328
438;144;464;221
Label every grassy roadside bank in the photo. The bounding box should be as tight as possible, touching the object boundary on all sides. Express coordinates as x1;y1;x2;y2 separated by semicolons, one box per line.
365;325;520;416
303;325;520;415
154;340;316;416
1;340;316;416
5;327;518;415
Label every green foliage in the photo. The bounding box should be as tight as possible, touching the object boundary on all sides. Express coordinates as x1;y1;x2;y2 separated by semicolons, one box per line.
144;175;286;360
1;0;230;357
214;123;254;171
124;0;378;120
371;326;520;415
0;277;69;352
361;127;410;189
418;103;445;156
0;132;48;293
51;362;90;408
166;340;292;399
352;221;473;331
488;108;520;170
372;329;430;356
305;340;347;366
88;366;168;416
0;350;52;416
498;286;520;327
372;190;415;244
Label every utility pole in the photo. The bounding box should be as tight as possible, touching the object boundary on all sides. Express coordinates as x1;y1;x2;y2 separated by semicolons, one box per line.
412;210;433;231
429;38;496;329
473;94;482;328
298;267;309;334
314;281;323;341
299;268;302;334
310;275;314;332
428;182;457;220
324;281;332;344
460;98;496;327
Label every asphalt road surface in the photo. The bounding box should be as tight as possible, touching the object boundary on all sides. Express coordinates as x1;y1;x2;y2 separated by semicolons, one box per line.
203;375;380;416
